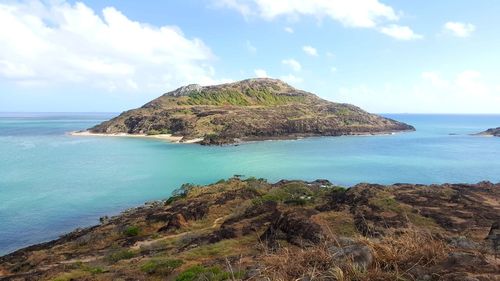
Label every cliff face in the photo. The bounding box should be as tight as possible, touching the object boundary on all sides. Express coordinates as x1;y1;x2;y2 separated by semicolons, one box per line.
89;78;414;145
1;178;498;281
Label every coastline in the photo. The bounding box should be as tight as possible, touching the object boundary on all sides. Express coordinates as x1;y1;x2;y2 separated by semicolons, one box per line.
70;128;415;146
69;130;203;144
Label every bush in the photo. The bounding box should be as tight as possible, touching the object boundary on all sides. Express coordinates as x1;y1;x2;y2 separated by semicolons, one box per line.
106;249;136;263
165;183;196;204
140;258;183;275
146;128;171;135
146;129;160;135
253;182;314;205
123;226;140;237
86;266;105;274
175;265;244;281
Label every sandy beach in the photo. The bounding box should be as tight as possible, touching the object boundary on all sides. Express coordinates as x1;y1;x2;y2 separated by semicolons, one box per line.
69;130;203;144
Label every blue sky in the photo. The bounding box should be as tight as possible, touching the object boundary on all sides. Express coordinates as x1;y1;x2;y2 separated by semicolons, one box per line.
0;0;499;113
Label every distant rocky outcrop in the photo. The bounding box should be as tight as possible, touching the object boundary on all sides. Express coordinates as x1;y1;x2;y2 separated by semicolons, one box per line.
1;178;499;280
88;78;415;145
477;127;500;137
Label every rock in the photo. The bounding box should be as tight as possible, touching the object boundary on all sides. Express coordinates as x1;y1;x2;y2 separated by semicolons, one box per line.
328;243;373;270
158;213;188;232
260;209;323;247
446;252;488;268
485;221;499;255
99;215;109;224
448;236;479;250
244;266;262;279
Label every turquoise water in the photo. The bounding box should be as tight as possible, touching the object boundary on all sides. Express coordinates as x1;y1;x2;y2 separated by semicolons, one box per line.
1;113;500;255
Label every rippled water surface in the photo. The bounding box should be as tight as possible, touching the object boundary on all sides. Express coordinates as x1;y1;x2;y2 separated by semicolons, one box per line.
1;113;499;254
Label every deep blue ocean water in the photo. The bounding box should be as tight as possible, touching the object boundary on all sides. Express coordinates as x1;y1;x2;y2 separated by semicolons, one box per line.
1;113;499;255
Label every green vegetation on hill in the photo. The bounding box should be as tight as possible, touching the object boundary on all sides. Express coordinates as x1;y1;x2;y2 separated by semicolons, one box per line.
185;89;251;106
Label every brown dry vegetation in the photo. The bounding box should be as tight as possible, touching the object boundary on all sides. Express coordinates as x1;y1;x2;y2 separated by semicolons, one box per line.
0;178;498;281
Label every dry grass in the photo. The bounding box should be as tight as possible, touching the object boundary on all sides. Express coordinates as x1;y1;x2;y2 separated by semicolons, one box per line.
254;228;449;281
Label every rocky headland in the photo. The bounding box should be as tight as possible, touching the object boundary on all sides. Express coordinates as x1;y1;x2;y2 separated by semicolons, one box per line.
84;78;415;145
1;178;498;281
477;127;500;137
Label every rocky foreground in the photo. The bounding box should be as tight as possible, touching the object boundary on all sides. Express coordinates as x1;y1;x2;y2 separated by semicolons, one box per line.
1;178;499;281
477;127;500;137
88;78;414;145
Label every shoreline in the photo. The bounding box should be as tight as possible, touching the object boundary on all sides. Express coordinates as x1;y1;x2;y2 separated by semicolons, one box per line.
70;129;415;146
69;130;203;144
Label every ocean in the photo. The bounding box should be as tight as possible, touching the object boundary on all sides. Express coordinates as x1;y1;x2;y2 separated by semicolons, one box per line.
0;113;499;255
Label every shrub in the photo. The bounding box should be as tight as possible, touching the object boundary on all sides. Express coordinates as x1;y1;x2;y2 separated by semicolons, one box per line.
146;129;160;135
165;183;196;204
252;182;314;205
147;128;171;135
175;265;244;281
123;226;140;237
106;249;136;263
140;258;183;275
85;266;105;274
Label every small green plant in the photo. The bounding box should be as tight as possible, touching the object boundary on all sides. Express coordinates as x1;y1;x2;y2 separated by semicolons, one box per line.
106;249;136;263
175;265;244;281
123;226;140;237
86;266;105;274
140;258;183;275
252;182;314;205
51;270;89;281
243;176;257;182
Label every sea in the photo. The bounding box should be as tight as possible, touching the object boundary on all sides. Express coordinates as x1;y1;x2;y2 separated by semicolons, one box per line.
1;113;499;255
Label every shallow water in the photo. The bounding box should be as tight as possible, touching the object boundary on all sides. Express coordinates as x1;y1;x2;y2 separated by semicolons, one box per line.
1;113;499;255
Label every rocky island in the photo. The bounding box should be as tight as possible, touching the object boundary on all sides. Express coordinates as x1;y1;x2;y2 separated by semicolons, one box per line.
477;127;500;137
82;78;414;145
1;177;498;280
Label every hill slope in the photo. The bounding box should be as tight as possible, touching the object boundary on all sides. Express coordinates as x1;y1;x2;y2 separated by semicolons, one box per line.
89;78;414;144
1;178;498;280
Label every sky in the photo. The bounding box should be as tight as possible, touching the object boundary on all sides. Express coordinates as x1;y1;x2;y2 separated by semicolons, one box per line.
0;0;499;113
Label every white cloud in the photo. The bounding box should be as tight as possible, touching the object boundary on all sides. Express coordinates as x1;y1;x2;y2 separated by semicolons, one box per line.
215;1;424;40
444;22;475;38
421;70;488;94
215;0;398;28
280;74;303;84
335;70;500;113
284;27;294;33
281;59;301;72
0;1;220;91
302;45;318;56
455;70;488;94
379;24;423;40
330;67;338;73
421;71;449;88
254;69;268;78
246;40;257;53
